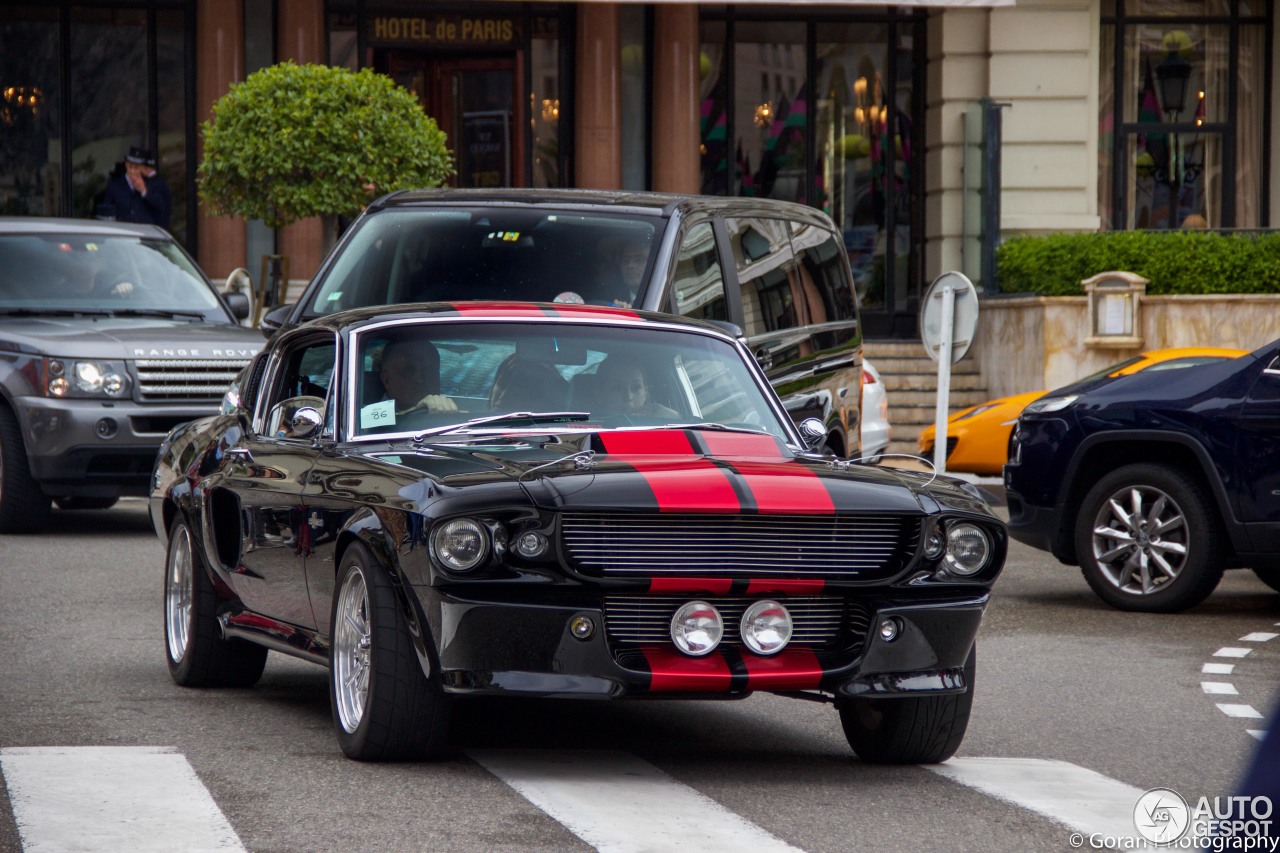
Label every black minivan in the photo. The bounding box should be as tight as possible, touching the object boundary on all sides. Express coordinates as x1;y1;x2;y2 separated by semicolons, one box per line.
261;189;865;457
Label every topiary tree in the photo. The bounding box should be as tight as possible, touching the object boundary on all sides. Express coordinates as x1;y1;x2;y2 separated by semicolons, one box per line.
199;61;453;229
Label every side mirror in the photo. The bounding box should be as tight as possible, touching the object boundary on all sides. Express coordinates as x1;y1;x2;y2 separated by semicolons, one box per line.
221;268;254;321
222;291;250;321
290;406;323;440
798;418;828;452
260;303;294;340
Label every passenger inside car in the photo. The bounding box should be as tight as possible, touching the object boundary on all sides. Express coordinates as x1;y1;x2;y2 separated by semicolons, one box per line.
595;358;679;421
489;355;570;413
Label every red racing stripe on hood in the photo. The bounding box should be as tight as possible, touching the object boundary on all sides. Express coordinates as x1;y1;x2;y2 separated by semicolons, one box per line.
597;431;740;512
698;432;835;514
445;302;557;318
741;647;823;689
641;646;732;692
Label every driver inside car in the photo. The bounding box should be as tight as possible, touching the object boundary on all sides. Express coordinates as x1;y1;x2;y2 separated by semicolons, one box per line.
379;335;458;416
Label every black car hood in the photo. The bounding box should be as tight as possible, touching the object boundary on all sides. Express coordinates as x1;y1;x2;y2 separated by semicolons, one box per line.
1048;351;1260;408
0;315;263;359
364;428;984;516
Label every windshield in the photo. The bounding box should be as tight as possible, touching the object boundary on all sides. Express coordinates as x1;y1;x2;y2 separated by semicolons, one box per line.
304;208;661;317
0;233;227;319
349;321;787;442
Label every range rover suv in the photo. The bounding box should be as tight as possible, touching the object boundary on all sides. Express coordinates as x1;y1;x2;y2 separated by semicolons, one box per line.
260;189;866;459
0;218;262;532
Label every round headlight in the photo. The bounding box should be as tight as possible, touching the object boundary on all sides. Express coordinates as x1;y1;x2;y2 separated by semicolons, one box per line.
923;529;945;559
670;600;723;657
740;599;792;656
944;523;991;576
74;362;105;392
48;377;70;397
432;518;488;571
102;372;125;396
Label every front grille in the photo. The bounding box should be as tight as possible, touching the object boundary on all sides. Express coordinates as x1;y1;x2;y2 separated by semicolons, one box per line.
605;595;867;649
133;359;249;402
562;513;919;581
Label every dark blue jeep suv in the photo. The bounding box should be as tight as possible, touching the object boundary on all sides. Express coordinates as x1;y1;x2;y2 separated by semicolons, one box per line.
1004;340;1280;612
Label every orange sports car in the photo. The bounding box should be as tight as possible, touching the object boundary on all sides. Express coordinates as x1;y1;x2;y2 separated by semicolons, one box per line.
918;347;1248;475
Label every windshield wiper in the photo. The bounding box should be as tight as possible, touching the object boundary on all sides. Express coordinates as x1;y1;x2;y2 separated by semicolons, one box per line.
657;422;771;435
412;411;591;440
0;308;114;317
103;308;207;320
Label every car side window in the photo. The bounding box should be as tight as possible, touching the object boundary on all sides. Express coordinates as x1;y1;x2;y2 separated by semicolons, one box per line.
261;337;337;440
789;221;859;350
670;221;728;322
726;217;801;340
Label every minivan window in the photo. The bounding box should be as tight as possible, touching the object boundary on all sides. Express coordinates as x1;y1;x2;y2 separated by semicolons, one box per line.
301;208;660;317
726;217;799;339
670;221;728;322
790;221;858;350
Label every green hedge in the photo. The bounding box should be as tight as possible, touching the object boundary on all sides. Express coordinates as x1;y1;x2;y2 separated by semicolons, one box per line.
995;231;1280;296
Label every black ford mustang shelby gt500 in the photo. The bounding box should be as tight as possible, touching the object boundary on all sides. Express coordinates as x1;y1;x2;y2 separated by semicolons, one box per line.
152;302;1006;763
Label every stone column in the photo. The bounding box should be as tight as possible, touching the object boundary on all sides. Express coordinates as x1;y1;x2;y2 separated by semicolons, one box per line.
276;0;327;293
575;4;622;189
651;5;700;194
196;0;246;279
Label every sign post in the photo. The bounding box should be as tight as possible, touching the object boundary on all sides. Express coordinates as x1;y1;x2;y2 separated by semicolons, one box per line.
920;272;980;474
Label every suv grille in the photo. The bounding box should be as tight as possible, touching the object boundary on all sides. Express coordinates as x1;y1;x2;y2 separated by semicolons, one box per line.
562;513;919;581
133;359;248;402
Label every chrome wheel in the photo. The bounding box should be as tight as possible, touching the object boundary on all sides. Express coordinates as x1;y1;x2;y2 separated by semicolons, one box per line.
333;568;371;734
165;524;194;664
1089;484;1188;596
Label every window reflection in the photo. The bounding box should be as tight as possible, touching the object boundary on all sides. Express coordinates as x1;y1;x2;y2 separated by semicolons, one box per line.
0;10;61;216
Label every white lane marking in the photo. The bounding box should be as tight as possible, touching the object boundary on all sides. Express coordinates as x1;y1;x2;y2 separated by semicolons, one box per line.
1214;647;1253;658
928;757;1145;840
0;746;245;853
469;749;802;853
1202;663;1235;674
1201;682;1239;695
1250;730;1267;741
1240;632;1279;642
1217;704;1265;719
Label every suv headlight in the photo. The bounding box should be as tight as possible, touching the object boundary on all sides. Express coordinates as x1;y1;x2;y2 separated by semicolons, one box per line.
1022;394;1077;415
45;358;130;398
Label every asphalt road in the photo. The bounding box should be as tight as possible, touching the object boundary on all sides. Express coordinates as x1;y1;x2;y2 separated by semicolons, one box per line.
1;498;1277;852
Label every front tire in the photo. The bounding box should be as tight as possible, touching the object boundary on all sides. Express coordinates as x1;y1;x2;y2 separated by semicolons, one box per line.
839;646;976;764
1075;464;1223;613
330;542;451;761
0;407;51;533
164;515;267;687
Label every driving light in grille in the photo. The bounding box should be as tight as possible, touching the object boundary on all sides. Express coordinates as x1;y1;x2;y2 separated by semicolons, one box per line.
923;529;945;559
739;599;792;656
670;600;723;657
943;523;991;576
514;530;548;559
432;518;488;571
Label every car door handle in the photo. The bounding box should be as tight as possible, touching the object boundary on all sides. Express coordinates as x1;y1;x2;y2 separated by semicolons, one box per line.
224;447;253;462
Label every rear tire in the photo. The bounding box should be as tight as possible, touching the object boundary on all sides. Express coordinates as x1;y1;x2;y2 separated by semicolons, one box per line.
164;515;267;688
0;407;51;533
330;541;451;761
1075;464;1223;613
840;646;976;764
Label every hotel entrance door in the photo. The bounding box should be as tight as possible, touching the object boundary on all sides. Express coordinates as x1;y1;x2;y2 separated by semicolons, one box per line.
386;54;525;188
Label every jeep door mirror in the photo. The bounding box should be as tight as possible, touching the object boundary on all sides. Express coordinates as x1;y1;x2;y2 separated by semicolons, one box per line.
260;303;293;340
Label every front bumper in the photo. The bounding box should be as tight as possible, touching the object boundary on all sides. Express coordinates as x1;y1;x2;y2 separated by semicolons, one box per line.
16;395;212;497
424;588;989;700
